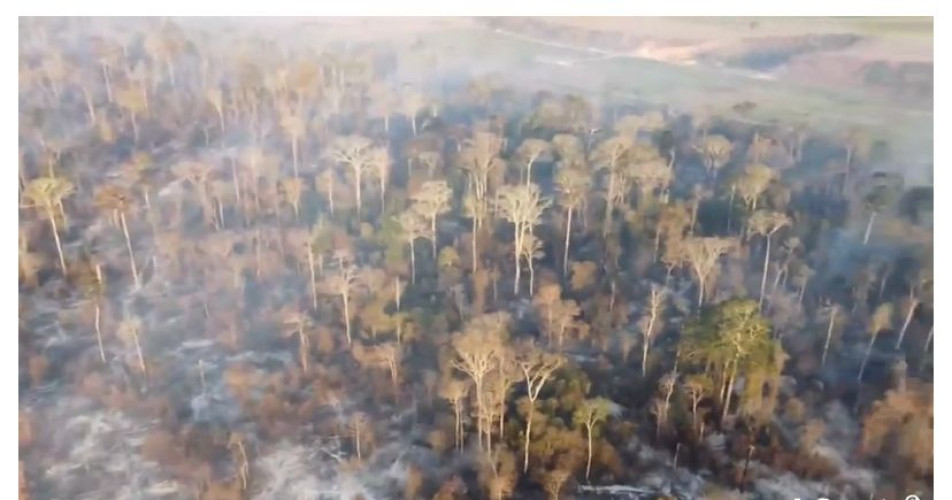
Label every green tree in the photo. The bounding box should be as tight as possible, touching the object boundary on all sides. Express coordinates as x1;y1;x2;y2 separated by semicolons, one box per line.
573;397;614;482
682;299;774;424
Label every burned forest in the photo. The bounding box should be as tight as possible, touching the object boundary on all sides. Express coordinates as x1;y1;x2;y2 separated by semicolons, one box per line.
18;17;933;500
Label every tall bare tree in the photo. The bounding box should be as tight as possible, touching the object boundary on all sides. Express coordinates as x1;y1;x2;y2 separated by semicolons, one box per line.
280;109;306;179
319;263;363;345
495;184;551;295
451;312;510;452
367;146;392;210
396;209;432;285
326;135;374;217
695;134;733;180
590;135;633;237
400;88;427;136
411;180;453;257
515;138;552;186
516;345;563;472
640;284;667;377
440;378;471;452
680;236;734;308
574;397;614;482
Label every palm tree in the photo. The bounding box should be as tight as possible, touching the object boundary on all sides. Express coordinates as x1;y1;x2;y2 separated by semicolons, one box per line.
859;303;893;382
23;177;74;276
555;166;590;276
115;84;147;144
76;261;107;363
861;173;903;246
95;185;141;288
747;210;791;310
117;316;147;382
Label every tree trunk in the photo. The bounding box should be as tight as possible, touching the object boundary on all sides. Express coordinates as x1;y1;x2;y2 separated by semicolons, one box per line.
455;403;462;452
691;398;699;437
130;112;139;143
563;208;573;277
101;63;113;103
217;199;226;229
431;217;438;258
523;402;534;472
895;297;919;349
727;186;736;234
585;424;593;482
217;107;225;135
342;293;351;345
844;146;854;193
758;235;771;310
821;307;837;368
48;211;67;276
291;138;299;179
858;331;879;382
394;277;402;311
82;87;96;125
409;241;416;285
133;331;147;380
230;160;241;208
863;211;877;245
475;380;484;450
411;115;417;136
721;357;738;424
471;223;478;273
298;330;309;373
513;230;522;295
308;246;317;310
95;303;105;363
603;172;615;237
697;276;705;309
528;254;536;296
355;172;362;218
119;212;140;288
